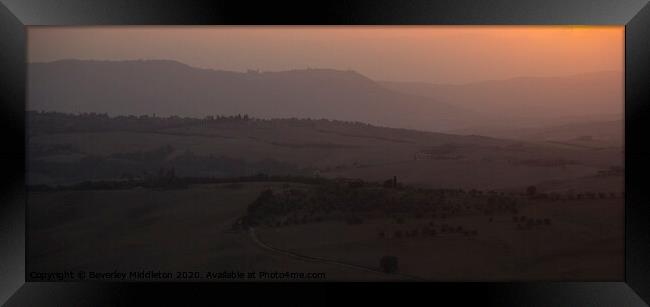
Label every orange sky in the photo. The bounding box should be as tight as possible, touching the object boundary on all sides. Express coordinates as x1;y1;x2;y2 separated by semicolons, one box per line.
27;26;623;84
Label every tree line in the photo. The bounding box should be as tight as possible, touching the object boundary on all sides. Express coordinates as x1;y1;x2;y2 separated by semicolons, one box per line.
27;110;375;136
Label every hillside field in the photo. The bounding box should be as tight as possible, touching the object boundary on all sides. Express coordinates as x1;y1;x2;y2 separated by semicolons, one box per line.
29;181;623;281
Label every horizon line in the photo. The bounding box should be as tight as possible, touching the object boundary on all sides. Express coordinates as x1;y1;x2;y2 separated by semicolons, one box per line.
28;58;623;86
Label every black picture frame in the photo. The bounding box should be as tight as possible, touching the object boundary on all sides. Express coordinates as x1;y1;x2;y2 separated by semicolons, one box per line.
1;0;649;305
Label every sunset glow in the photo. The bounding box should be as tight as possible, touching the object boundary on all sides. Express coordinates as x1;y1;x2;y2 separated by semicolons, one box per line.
28;26;623;84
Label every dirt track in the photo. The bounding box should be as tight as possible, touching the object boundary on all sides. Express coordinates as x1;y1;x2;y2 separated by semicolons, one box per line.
248;227;426;281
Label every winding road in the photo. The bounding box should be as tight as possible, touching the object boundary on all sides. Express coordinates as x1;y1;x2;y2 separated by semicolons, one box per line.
247;227;426;281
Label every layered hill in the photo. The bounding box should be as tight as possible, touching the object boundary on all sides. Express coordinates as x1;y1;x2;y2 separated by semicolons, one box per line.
29;60;476;132
381;71;623;127
28;112;622;193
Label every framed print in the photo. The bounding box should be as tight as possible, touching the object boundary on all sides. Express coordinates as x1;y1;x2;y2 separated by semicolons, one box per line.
1;0;650;306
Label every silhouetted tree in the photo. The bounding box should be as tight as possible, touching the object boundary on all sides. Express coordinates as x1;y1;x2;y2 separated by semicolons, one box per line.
380;256;399;274
526;185;537;197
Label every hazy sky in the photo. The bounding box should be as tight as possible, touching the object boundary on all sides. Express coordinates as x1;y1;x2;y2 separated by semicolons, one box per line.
28;26;623;84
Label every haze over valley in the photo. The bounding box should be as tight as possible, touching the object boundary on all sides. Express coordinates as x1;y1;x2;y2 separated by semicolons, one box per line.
29;59;622;137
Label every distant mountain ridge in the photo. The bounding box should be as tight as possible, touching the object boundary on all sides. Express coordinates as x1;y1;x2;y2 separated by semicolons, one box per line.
28;59;477;132
381;70;623;123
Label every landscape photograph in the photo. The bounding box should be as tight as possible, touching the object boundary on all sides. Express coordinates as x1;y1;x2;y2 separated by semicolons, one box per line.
26;26;624;281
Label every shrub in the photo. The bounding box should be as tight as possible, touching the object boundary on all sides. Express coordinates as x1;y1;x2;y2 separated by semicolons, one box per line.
526;185;537;197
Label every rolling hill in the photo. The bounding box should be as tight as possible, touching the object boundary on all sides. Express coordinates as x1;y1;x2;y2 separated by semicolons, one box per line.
28;59;477;132
381;71;623;127
28;112;623;193
448;120;624;149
